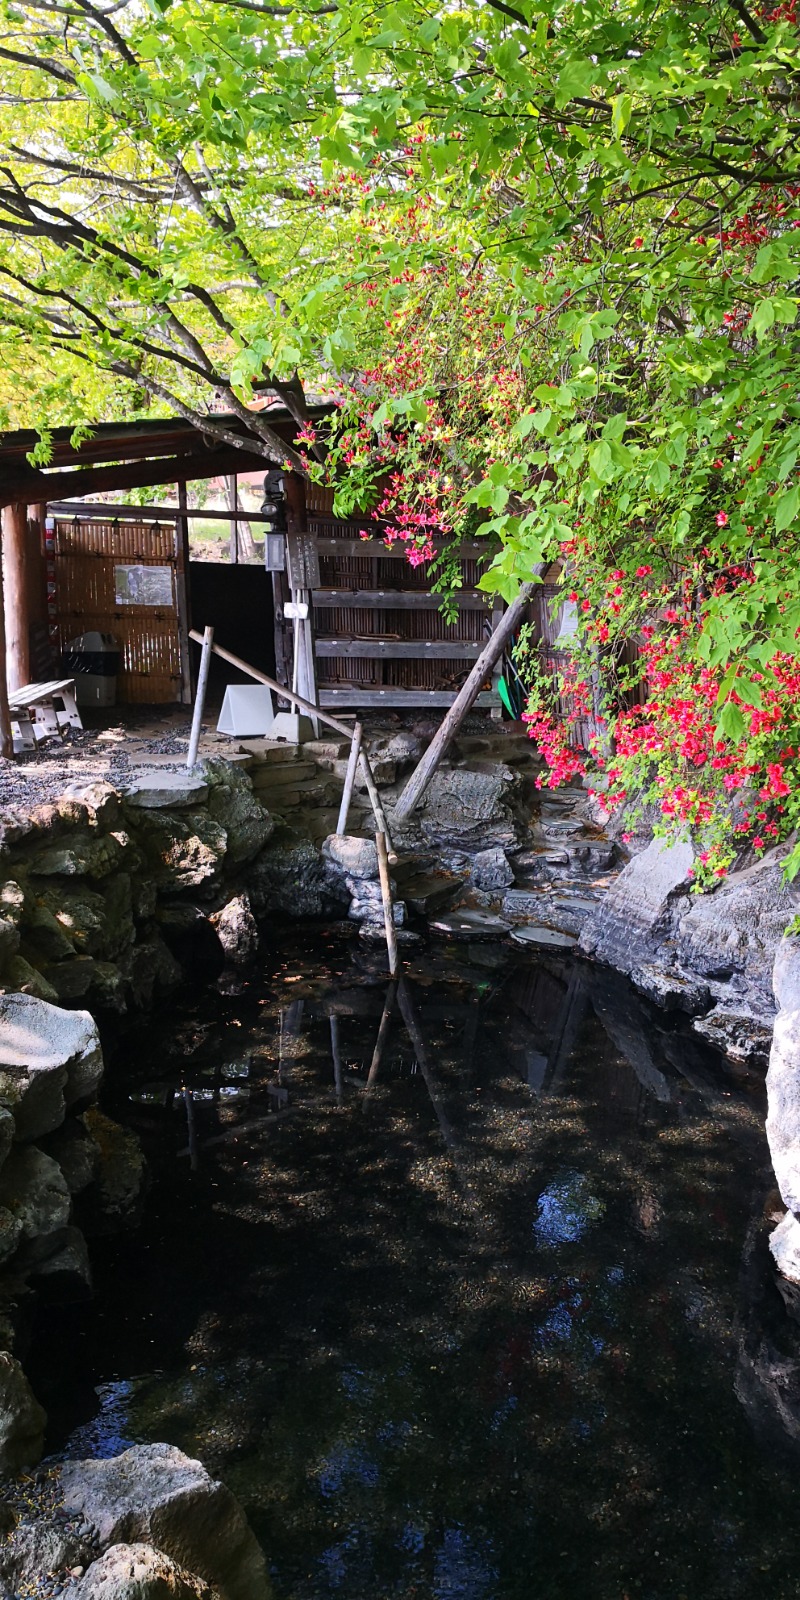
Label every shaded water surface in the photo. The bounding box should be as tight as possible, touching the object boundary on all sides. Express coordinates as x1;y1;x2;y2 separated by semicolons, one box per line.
28;928;800;1599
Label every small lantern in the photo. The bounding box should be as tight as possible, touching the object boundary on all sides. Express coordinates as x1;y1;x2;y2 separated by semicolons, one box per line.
261;468;287;571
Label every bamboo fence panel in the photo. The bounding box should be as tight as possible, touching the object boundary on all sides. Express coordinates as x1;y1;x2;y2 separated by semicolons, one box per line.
52;517;182;703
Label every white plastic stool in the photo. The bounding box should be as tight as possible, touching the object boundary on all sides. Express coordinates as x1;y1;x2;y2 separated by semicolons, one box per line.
217;684;275;738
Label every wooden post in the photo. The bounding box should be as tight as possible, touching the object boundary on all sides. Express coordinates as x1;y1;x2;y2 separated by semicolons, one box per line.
330;1014;343;1103
360;753;395;860
336;721;363;834
226;474;238;564
175;481;193;704
376;830;399;977
187;625;214;767
0;544;13;757
393;583;535;822
364;981;397;1094
1;502;30;693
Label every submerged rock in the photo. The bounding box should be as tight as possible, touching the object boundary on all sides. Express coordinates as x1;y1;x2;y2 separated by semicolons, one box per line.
81;1109;146;1233
692;1007;773;1065
211;894;259;965
0;1145;71;1259
61;1442;270;1600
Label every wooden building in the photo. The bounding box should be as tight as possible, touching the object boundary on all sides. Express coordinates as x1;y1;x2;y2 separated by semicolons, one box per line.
0;409;509;721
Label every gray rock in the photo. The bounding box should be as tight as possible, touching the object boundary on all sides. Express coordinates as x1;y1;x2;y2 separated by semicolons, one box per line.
692;1007;773;1065
348;899;406;927
211;895;258;965
0;1145;71;1259
0;916;20;972
470;848;514;891
41;1116;100;1194
75;1542;216;1599
769;1210;800;1286
417;764;520;843
510;925;577;950
61;780;121;828
0;881;24;927
0;1106;13;1173
767;991;800;1214
429;909;512;941
676;855;794;1010
322;834;379;881
250;833;337;917
21;901;76;962
130;811;228;890
28;829;130;880
579;836;694;973
0;955;59;1003
0;993;103;1136
27;1224;92;1302
0;1207;22;1264
773;935;800;1013
122;937;183;1010
62;1443;270;1600
629;963;711;1016
207;781;273;865
0;1353;46;1472
124;773;210;809
82;1109;146;1232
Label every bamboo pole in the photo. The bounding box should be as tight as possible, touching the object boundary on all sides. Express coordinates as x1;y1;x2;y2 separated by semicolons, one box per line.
376;830;399;977
187;629;390;845
336;720;362;834
393;583;535;821
360;753;395;861
364;980;397;1094
187;624;214;767
189;627;352;737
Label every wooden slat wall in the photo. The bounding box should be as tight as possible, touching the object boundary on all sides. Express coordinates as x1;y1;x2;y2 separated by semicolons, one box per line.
305;503;497;703
52;517;182;703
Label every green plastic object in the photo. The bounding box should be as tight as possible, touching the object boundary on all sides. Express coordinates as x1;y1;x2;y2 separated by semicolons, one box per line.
497;676;515;717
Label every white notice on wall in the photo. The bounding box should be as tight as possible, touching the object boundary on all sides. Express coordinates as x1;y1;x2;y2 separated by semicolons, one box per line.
114;565;174;606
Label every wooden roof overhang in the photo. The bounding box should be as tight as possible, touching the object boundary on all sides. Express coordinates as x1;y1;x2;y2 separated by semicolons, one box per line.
0;404;336;508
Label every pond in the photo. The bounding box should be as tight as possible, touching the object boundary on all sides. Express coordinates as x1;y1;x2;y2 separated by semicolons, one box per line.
27;926;800;1600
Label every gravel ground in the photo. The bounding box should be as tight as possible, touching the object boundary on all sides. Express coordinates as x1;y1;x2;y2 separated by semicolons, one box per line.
0;707;233;820
0;1465;99;1598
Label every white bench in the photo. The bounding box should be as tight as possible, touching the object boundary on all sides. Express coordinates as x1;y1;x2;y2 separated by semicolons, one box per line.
9;679;83;752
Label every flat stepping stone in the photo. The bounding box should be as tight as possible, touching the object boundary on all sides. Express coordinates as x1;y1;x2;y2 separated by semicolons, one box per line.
429;909;511;941
510;925;577;950
123;771;208;808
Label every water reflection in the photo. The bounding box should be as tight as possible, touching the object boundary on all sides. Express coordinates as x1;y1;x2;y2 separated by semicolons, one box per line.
26;928;800;1600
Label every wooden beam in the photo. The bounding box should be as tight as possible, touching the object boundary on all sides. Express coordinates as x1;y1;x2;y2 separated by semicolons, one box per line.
1;503;29;693
0;447;270;507
312;537;496;560
319;688;498;708
46;500;276;524
315;639;484;659
312;589;492;611
393;584;535;821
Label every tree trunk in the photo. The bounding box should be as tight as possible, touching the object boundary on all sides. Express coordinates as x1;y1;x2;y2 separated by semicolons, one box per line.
393;582;535;821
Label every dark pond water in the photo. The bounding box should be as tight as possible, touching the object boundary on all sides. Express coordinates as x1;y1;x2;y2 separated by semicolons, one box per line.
27;926;800;1599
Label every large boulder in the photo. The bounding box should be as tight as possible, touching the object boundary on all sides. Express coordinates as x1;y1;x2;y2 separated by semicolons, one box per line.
676;853;794;1014
0;1352;46;1472
414;763;521;845
767;936;800;1223
205;768;273;865
61;1443;270;1600
76;1543;217;1599
0;993;103;1138
251;832;346;917
0;1145;71;1260
579;836;694;974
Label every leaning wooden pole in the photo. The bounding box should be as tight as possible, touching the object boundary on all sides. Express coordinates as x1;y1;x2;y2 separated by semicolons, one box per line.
187;625;214;768
376;830;399;977
336;720;363;835
393;583;535;822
